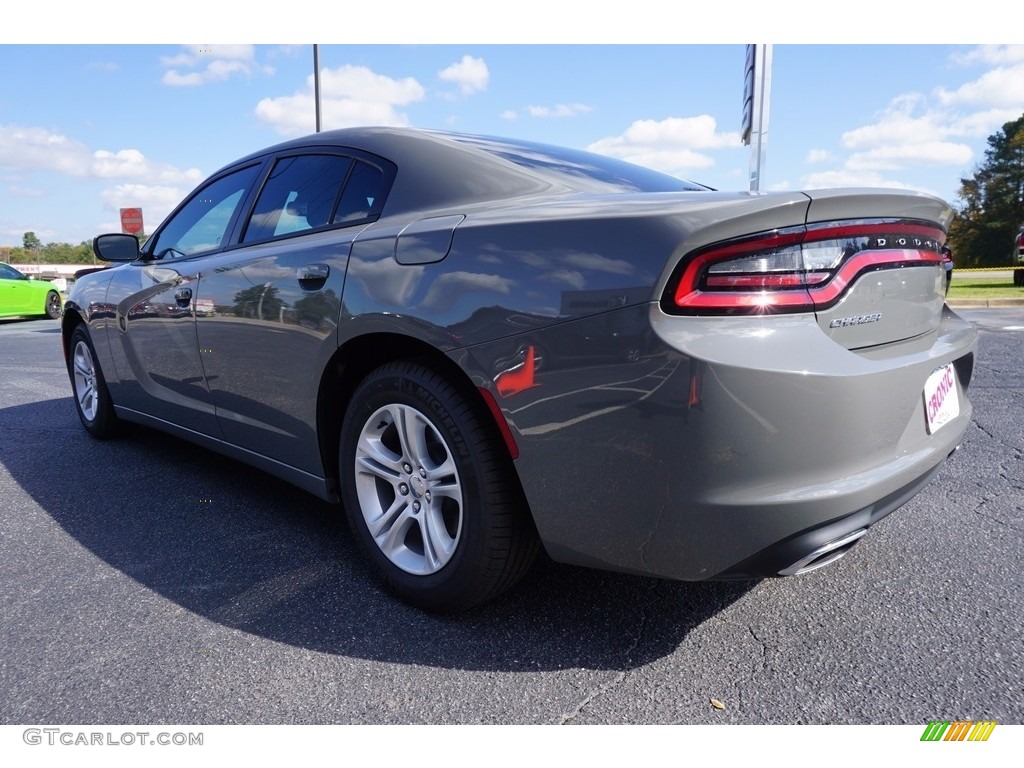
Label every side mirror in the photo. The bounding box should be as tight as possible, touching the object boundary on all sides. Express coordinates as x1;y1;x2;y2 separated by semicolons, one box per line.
93;233;140;263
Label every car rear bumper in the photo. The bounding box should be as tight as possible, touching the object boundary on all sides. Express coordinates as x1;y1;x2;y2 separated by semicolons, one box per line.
468;302;978;581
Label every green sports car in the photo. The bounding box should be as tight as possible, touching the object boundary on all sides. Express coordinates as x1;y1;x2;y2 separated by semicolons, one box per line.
0;263;62;319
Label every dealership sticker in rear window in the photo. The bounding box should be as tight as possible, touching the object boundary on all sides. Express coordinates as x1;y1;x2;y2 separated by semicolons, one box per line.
923;363;959;434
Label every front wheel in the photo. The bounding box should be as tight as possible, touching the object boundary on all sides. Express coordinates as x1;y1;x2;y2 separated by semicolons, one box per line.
68;325;123;438
1014;268;1023;287
339;362;537;612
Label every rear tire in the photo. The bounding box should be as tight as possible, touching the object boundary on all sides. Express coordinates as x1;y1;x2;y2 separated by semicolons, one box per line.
1014;268;1023;287
339;361;538;612
68;325;123;438
45;291;62;319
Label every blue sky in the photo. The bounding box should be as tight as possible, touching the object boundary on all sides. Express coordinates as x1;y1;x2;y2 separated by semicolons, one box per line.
2;8;1021;246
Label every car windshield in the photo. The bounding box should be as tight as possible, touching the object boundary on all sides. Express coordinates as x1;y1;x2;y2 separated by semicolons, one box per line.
448;134;711;194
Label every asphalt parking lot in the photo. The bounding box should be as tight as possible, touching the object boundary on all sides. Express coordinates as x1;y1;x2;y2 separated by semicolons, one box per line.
0;309;1021;725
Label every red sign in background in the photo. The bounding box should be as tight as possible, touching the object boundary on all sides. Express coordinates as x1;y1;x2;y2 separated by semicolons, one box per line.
120;208;144;235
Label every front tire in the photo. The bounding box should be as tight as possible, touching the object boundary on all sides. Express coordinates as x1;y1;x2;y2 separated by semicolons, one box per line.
1014;268;1023;287
68;325;123;438
339;361;537;612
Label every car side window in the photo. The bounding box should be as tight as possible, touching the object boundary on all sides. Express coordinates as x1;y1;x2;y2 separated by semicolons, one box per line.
0;263;26;280
151;165;260;259
334;161;386;225
243;154;354;243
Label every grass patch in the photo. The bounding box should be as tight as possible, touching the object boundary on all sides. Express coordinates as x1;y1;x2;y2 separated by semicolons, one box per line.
947;277;1024;299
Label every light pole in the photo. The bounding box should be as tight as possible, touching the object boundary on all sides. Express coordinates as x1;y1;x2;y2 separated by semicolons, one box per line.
742;44;773;192
313;44;322;133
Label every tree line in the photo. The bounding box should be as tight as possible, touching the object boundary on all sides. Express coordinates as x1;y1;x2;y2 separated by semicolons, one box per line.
0;233;96;265
948;113;1024;267
1;232;151;265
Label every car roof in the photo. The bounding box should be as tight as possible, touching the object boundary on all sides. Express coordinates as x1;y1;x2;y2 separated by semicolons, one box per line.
221;127;705;216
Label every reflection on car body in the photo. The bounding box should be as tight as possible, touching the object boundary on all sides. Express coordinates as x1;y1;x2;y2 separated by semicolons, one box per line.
62;127;977;612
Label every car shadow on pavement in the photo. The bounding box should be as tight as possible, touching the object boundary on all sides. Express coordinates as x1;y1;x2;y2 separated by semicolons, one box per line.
1;396;758;673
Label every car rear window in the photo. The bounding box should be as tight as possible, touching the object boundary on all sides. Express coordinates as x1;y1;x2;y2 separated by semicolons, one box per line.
449;134;710;194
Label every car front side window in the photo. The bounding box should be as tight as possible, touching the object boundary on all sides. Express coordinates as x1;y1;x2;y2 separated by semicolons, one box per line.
0;263;27;280
151;164;260;259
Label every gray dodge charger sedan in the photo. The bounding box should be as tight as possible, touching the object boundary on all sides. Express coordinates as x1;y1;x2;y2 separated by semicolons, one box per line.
62;128;977;611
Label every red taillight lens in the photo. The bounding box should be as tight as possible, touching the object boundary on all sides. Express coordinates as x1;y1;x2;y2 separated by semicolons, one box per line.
667;219;946;315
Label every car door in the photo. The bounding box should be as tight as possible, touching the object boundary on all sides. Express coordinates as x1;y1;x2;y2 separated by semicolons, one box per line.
103;163;263;435
194;152;386;476
0;264;37;316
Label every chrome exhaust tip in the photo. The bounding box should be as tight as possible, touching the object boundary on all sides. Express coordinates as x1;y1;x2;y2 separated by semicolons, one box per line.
778;528;868;576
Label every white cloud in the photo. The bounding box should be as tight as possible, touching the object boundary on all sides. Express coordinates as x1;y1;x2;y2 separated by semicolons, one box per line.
0;125;91;176
846;142;973;171
0;124;202;237
936;62;1024;108
255;65;425;136
588;115;740;176
438;55;489;95
526;103;593;118
0;125;201;185
500;110;518;120
951;44;1024;66
841;61;1024;169
99;183;189;231
816;51;1024;194
801;169;920;190
161;44;272;87
90;149;148;178
319;65;424;104
840;94;944;148
805;149;831;163
92;150;201;184
946;108;1024;137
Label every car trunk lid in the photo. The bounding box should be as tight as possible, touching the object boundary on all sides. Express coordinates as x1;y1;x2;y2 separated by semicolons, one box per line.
802;189;953;350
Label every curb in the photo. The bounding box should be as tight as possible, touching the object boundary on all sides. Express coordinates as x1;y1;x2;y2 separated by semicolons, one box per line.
946;298;1024;308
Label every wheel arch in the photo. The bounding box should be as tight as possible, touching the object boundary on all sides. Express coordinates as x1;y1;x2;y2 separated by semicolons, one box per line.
316;332;521;499
60;306;86;361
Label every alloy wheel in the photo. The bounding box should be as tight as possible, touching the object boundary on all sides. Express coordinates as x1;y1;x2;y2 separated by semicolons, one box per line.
353;403;463;576
72;340;99;423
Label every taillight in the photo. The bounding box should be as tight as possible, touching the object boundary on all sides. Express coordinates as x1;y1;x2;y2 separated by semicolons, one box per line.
665;219;946;315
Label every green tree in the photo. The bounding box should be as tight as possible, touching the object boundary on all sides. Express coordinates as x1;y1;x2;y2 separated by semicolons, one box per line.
22;231;42;251
948;114;1024;267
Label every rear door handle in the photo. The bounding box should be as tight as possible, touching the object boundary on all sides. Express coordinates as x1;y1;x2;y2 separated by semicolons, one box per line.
297;263;329;290
174;288;192;306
